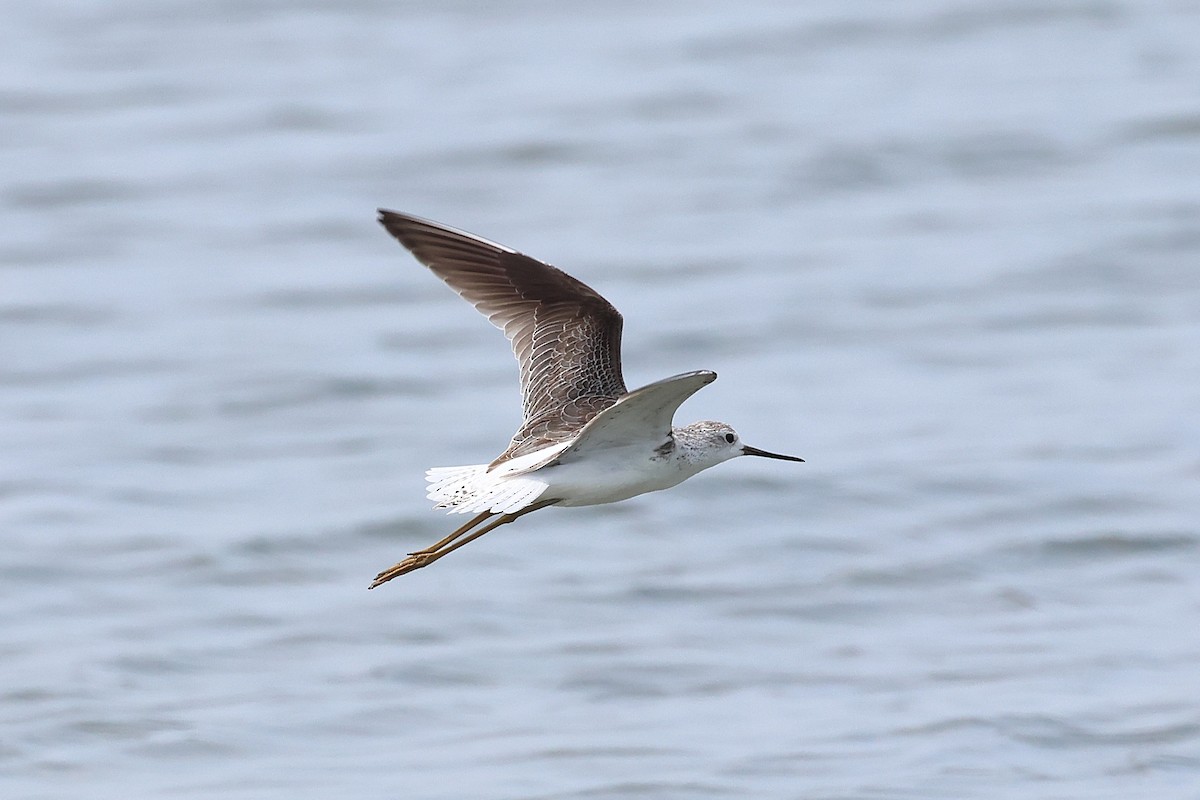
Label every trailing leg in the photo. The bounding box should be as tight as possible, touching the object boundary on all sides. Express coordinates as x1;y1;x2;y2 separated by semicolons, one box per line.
368;499;558;588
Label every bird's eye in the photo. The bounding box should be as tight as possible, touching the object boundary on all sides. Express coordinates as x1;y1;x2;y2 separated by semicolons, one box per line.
724;433;736;443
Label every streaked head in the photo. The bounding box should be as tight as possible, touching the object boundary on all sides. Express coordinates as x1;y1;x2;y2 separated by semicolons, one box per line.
677;421;804;465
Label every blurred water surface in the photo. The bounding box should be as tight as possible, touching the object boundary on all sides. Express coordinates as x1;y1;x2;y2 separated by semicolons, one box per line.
3;1;1199;798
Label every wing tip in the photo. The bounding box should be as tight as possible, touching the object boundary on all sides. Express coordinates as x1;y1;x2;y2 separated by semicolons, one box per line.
681;369;717;384
375;209;520;256
377;208;407;240
623;369;717;398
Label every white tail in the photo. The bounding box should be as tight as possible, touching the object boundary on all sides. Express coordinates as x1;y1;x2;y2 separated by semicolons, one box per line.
425;464;549;515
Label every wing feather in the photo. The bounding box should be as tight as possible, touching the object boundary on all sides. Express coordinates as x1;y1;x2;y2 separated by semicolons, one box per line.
556;371;717;462
378;210;627;460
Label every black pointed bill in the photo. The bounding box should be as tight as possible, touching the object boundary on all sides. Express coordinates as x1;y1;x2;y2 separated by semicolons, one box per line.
741;445;804;462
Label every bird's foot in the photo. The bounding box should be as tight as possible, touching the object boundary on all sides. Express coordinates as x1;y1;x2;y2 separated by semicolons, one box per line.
368;552;434;589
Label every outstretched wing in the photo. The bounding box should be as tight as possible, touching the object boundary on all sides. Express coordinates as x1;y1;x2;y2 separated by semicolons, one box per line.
557;371;717;462
378;210;627;460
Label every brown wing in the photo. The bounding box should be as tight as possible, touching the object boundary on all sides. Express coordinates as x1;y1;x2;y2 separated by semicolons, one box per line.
378;210;627;460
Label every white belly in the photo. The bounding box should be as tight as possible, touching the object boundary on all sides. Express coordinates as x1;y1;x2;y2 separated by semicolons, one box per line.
535;446;697;507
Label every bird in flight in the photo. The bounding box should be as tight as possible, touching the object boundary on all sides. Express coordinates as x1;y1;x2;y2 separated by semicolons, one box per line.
370;211;803;588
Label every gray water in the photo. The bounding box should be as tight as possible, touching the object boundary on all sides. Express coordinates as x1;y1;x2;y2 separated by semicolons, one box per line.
3;1;1199;798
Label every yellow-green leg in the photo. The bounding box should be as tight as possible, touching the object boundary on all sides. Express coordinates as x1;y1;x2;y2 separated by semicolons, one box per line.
368;498;558;589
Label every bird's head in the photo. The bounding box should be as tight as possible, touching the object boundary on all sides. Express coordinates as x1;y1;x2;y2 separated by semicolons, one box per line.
677;421;804;467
